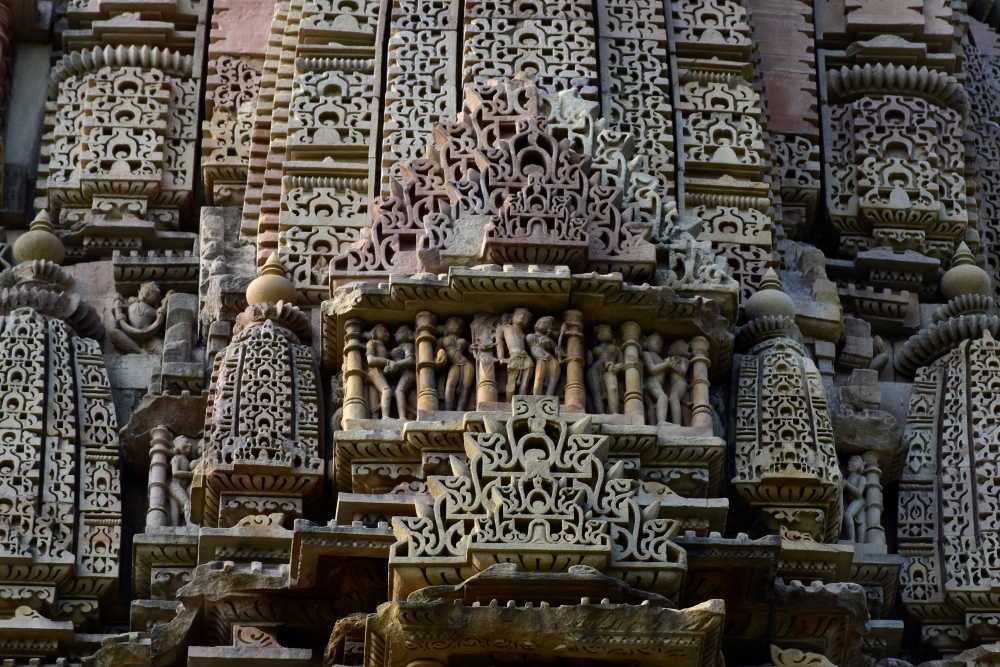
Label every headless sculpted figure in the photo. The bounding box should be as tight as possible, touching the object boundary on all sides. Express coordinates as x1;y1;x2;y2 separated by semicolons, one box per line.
167;436;196;526
842;455;867;542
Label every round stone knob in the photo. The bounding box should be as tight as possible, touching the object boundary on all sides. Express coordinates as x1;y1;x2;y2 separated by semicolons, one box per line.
246;252;298;306
14;210;65;265
940;241;991;301
744;267;795;321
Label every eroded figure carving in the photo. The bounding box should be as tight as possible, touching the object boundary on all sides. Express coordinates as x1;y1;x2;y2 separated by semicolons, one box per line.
841;452;885;546
390;326;417;419
842;455;867;542
587;324;623;414
110;282;170;354
167;436;198;526
665;339;691;425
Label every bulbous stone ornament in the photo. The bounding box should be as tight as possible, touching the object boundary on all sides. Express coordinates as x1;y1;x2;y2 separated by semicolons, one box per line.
940;241;992;300
13;210;65;265
246;252;298;306
743;267;795;322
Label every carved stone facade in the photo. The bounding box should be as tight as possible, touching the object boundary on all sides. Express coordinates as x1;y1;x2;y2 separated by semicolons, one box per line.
9;0;1000;666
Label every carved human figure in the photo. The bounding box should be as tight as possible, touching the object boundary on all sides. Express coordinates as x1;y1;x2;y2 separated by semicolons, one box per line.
665;339;691;425
366;324;394;419
527;315;562;396
109;282;169;354
842;455;867;542
389;326;416;419
642;333;672;424
496;309;534;400
586;325;623;414
167;436;197;526
438;318;475;411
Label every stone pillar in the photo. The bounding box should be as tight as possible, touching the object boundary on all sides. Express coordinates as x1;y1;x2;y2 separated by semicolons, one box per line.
561;310;585;412
620;321;643;418
342;318;369;422
146;426;172;529
862;451;886;546
689;336;712;429
415;311;440;412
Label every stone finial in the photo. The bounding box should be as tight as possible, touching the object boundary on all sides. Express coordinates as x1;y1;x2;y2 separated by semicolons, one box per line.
743;267;795;321
940;242;991;301
13;210;65;265
246;252;297;306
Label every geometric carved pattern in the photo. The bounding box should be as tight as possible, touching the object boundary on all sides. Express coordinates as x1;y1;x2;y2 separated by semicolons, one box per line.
733;321;842;543
0;307;120;625
37;54;200;259
390;395;687;601
332;76;656;282
899;331;1000;636
825;95;968;263
199;305;324;526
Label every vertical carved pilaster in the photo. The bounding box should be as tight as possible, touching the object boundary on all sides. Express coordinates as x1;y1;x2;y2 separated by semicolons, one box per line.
146;426;173;529
619;320;643;418
415;311;440;412
342;318;369;422
689;335;712;429
561;309;585;413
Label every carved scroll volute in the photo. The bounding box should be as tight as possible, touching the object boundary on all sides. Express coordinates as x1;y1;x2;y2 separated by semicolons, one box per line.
343;318;368;423
562;309;585;412
146;426;173;529
620;321;644;417
415;311;440;412
689;335;712;429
